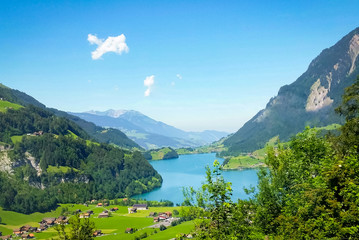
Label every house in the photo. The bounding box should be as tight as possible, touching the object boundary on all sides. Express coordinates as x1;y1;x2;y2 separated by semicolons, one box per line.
13;229;21;236
93;230;102;236
20;225;32;232
132;204;148;210
41;217;56;226
128;207;137;214
125;228;133;234
113;207;119;211
80;213;90;218
97;203;103;207
98;212;109;218
37;225;47;232
75;209;82;214
29;233;35;238
165;212;172;217
29;227;37;232
0;235;12;240
21;233;29;239
159;215;167;221
55;216;67;224
153;217;159;222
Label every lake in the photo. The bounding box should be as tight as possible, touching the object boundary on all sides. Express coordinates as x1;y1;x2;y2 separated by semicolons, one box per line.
134;153;259;205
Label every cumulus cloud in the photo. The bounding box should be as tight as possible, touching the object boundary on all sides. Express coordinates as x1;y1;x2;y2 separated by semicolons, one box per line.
176;74;182;80
88;34;129;60
144;75;155;97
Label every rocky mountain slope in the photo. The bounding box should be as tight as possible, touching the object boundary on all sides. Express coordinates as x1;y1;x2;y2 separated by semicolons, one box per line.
224;27;359;153
71;110;229;149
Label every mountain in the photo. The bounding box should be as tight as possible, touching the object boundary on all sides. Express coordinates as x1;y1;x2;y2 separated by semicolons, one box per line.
0;84;161;214
0;84;142;150
71;110;229;149
224;27;359;153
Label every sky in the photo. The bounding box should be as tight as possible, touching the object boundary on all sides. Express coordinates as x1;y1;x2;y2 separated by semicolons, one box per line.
0;0;359;132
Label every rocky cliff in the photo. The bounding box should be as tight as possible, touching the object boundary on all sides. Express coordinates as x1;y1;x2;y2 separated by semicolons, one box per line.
224;27;359;153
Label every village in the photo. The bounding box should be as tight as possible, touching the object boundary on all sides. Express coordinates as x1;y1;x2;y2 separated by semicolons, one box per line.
0;201;187;240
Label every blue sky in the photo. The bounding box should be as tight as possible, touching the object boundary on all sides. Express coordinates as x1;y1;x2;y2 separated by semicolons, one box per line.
1;0;358;132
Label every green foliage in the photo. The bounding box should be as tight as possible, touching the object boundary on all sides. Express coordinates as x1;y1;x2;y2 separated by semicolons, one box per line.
56;214;95;240
0;100;23;112
183;78;359;238
144;147;179;160
0;104;162;214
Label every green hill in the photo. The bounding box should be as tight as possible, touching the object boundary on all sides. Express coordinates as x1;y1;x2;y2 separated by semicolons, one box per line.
144;147;179;160
0;84;142;150
0;88;161;214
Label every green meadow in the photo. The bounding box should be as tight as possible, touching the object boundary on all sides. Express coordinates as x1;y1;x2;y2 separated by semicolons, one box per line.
0;100;23;113
0;204;193;240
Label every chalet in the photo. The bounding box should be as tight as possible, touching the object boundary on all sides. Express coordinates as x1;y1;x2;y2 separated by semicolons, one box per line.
125;228;133;234
79;213;90;218
93;230;102;236
20;225;31;232
132;204;148;210
113;207;119;211
13;228;21;235
21;233;29;239
41;217;56;226
0;235;12;240
98;212;109;218
97;203;103;207
128;207;137;214
29;233;35;238
37;225;47;232
55;216;67;224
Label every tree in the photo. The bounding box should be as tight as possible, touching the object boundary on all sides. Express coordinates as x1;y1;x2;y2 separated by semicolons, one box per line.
56;214;95;240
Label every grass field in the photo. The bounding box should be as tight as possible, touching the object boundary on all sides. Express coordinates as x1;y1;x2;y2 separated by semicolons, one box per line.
47;165;79;174
150;148;172;160
222;155;264;170
0;100;23;113
0;204;193;240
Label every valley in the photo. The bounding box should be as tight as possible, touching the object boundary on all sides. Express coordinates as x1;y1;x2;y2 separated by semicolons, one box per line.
0;2;358;238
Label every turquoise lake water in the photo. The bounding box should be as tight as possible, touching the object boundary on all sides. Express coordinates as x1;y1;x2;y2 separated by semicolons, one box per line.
134;153;259;205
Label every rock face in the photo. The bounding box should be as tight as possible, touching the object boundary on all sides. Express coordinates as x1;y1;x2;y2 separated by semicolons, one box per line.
224;27;359;153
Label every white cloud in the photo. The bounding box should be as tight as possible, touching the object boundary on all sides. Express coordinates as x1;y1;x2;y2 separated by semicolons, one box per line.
176;74;182;80
144;75;155;97
88;34;129;60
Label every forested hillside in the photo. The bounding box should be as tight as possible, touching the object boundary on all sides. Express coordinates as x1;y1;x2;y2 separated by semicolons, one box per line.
184;78;359;239
0;84;142;150
0;87;161;214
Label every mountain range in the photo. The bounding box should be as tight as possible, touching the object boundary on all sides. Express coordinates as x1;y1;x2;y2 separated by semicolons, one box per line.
71;110;229;149
223;27;359;154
